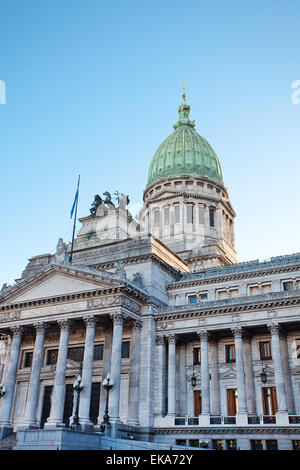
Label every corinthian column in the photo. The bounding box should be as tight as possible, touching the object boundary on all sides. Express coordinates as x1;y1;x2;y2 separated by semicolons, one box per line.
45;319;70;428
167;334;176;417
232;327;248;424
109;313;125;424
268;324;288;424
21;323;47;428
198;330;210;416
127;321;142;425
0;326;23;438
79;315;96;430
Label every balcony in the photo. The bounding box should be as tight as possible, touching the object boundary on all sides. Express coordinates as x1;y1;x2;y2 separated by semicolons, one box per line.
173;415;300;426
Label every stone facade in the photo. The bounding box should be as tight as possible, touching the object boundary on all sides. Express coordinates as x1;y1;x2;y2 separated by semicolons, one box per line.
0;95;300;450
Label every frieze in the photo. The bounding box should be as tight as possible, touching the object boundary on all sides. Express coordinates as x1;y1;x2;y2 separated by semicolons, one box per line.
0;311;21;323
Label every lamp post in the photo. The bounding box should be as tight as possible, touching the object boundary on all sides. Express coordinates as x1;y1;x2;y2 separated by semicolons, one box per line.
69;374;84;430
102;372;113;426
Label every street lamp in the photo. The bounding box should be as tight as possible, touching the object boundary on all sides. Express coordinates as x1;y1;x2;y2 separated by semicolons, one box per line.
101;372;114;427
69;374;84;430
0;382;6;398
260;365;267;384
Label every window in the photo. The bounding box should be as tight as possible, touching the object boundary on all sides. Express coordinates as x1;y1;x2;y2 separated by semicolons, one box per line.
283;281;293;292
23;351;33;368
292;440;300;450
225;344;236;362
249;285;259;296
176;440;186;447
46;349;58;365
153;210;160;228
229;289;238;298
250;440;263;451
199;293;208;301
188;295;197;304
226;440;237;450
174;205;180;224
296;280;300;290
164;207;170;225
189;439;200;448
93;344;104;361
68;346;84;362
212;440;223;450
194;390;202;416
266;440;278;450
262;283;271;294
187;205;194;223
218;290;227;300
227;388;238;415
262;387;277;415
193;347;201;365
296;339;300;359
209;209;215;227
259;341;272;360
121;341;130;359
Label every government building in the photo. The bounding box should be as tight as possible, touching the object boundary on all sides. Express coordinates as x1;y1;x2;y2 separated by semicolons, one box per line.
0;92;300;450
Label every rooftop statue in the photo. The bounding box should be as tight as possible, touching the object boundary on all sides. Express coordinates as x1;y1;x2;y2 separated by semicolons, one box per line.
90;194;103;216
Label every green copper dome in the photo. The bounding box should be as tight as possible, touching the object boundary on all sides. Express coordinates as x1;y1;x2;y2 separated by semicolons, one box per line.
147;94;224;187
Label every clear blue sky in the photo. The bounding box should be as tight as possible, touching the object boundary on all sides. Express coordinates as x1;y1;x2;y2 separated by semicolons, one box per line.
0;0;300;285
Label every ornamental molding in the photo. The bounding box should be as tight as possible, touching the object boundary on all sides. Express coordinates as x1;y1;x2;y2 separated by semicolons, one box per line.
167;265;300;290
153;427;300;436
0;311;21;323
145;190;221;207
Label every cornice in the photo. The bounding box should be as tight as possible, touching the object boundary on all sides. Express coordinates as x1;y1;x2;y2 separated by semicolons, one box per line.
167;263;300;290
145;190;221;207
154;426;300;435
155;290;300;321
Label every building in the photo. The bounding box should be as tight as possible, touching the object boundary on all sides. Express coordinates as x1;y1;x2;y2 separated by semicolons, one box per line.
0;92;300;450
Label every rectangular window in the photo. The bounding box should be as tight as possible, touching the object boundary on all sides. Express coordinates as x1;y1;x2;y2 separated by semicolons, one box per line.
228;289;238;298
164;207;170;225
212;439;224;450
262;283;271;294
218;290;227;300
176;440;186;446
188;295;197;304
292;440;300;450
296;339;300;359
249;285;260;296
209;209;215;227
68;346;84;362
187;205;194;223
259;341;272;360
250;440;263;451
46;349;58;365
194;390;202;416
283;281;293;292
227;388;238;415
23;351;33;368
199;293;208;301
193;347;201;365
153;210;160;228
262;387;278;415
121;341;130;359
226;439;237;450
225;344;236;362
266;440;278;450
189;440;200;448
174;205;180;223
93;344;104;361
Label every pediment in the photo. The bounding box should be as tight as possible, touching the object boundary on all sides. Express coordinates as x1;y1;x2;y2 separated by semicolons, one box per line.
0;265;123;304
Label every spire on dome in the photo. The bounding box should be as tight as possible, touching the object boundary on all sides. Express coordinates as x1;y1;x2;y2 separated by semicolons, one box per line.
174;77;195;129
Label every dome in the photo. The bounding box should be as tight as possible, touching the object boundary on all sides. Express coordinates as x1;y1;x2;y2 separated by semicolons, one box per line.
147;94;224;187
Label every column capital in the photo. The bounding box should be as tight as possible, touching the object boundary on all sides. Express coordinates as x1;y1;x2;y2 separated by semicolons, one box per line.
166;333;176;344
33;322;48;334
197;329;210;340
156;335;165;345
10;325;23;338
83;315;97;328
231;326;244;338
132;320;142;332
268;323;280;335
110;313;125;325
57;319;71;330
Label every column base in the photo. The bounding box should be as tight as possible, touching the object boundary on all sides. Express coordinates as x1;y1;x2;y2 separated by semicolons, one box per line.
275;411;289;426
79;421;94;432
199;414;210;426
236;413;248;426
44;421;66;430
17;423;40;431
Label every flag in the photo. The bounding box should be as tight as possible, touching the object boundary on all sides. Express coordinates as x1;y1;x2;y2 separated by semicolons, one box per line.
70;176;80;219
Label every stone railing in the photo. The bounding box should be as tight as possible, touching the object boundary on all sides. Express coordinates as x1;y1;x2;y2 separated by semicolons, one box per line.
159;289;300;314
173;415;300;426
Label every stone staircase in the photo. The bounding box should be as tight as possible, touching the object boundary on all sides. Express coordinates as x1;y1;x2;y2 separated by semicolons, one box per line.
0;433;17;450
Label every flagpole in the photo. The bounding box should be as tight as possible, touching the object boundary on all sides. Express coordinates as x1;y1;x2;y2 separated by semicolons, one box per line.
70;175;80;263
